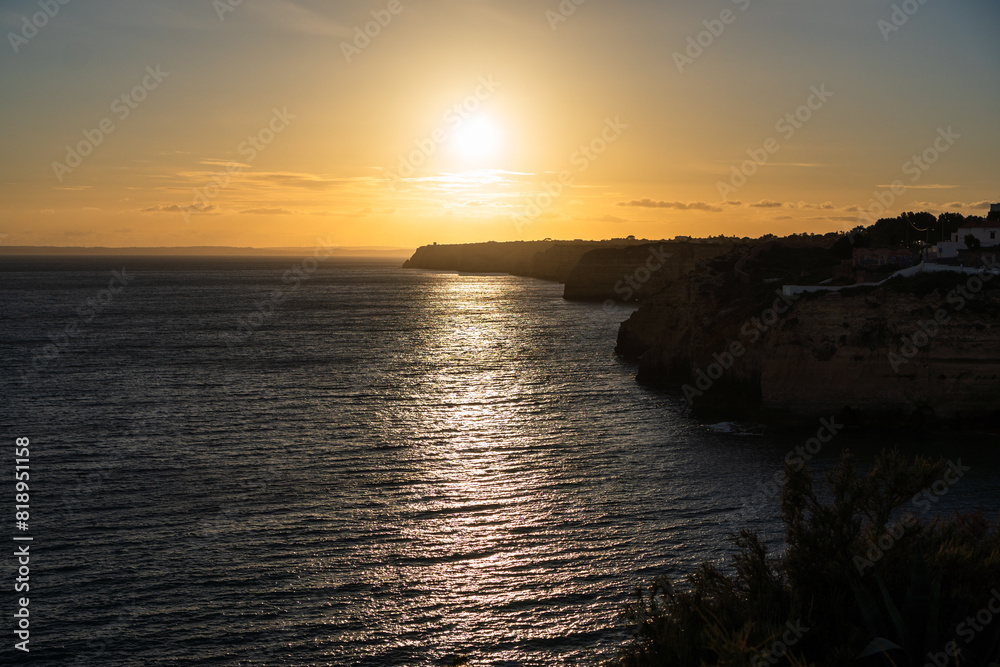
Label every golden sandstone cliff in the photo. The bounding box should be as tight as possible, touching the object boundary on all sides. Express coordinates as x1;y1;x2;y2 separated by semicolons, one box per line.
562;241;735;302
616;238;1000;425
404;237;1000;425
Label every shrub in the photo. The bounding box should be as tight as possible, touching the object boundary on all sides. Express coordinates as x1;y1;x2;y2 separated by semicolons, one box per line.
609;449;1000;666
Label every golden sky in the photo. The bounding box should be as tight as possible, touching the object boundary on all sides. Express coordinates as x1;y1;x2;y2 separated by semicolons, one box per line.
2;0;998;248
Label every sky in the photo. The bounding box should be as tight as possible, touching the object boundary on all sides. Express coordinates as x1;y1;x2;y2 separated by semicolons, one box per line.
1;0;998;248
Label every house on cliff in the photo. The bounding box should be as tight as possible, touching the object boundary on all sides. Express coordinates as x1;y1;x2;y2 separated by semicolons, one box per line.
935;214;1000;258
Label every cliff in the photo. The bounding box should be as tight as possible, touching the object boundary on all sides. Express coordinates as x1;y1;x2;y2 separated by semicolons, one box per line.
617;238;1000;425
529;243;609;282
562;241;735;302
402;241;556;276
402;239;651;282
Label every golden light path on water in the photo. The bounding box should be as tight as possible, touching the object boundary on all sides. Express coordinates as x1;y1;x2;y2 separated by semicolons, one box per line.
290;268;813;663
396;278;562;652
345;274;629;661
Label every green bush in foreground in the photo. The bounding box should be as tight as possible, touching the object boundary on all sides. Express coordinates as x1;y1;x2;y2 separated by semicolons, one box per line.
610;449;1000;666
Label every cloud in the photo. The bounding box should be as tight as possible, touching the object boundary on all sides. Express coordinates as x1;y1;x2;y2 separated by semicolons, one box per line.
876;183;958;190
244;1;351;37
944;200;992;210
239;208;293;215
172;169;364;192
713;199;844;211
313;207;394;217
243;172;356;190
617;199;722;212
199;159;252;169
141;204;217;214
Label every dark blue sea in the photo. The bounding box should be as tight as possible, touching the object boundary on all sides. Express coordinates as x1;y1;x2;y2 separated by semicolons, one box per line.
1;256;997;666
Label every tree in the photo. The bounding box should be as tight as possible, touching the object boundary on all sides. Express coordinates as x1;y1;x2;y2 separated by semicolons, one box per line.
937;212;967;244
965;234;981;250
830;235;854;259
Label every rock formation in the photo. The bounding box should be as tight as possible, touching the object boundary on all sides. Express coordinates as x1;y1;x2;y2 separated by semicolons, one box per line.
403;235;1000;425
401;241;555;276
402;239;651;282
617;238;1000;425
563;241;735;302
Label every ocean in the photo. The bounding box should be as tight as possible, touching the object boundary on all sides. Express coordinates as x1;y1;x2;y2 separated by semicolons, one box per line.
1;256;997;666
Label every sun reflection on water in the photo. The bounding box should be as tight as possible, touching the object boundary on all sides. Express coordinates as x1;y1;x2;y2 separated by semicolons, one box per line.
332;270;691;664
389;274;570;651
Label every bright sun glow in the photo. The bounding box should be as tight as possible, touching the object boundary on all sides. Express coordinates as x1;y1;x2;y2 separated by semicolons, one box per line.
451;117;501;161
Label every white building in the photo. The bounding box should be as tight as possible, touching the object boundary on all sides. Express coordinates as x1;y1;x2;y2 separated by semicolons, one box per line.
935;211;1000;258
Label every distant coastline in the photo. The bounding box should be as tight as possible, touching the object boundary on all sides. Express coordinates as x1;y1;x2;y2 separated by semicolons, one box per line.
0;246;415;257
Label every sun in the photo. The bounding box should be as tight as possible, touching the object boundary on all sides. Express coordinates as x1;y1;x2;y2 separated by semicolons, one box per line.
451;116;501;161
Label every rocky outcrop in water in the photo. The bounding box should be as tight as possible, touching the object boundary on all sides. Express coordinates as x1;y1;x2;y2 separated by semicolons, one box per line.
616;237;1000;425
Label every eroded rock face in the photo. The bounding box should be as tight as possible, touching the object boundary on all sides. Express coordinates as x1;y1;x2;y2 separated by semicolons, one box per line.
617;240;1000;424
530;243;609;282
744;282;1000;422
563;242;735;302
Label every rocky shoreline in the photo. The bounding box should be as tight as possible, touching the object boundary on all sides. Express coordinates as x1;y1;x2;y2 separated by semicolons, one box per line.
404;237;1000;426
402;238;734;302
